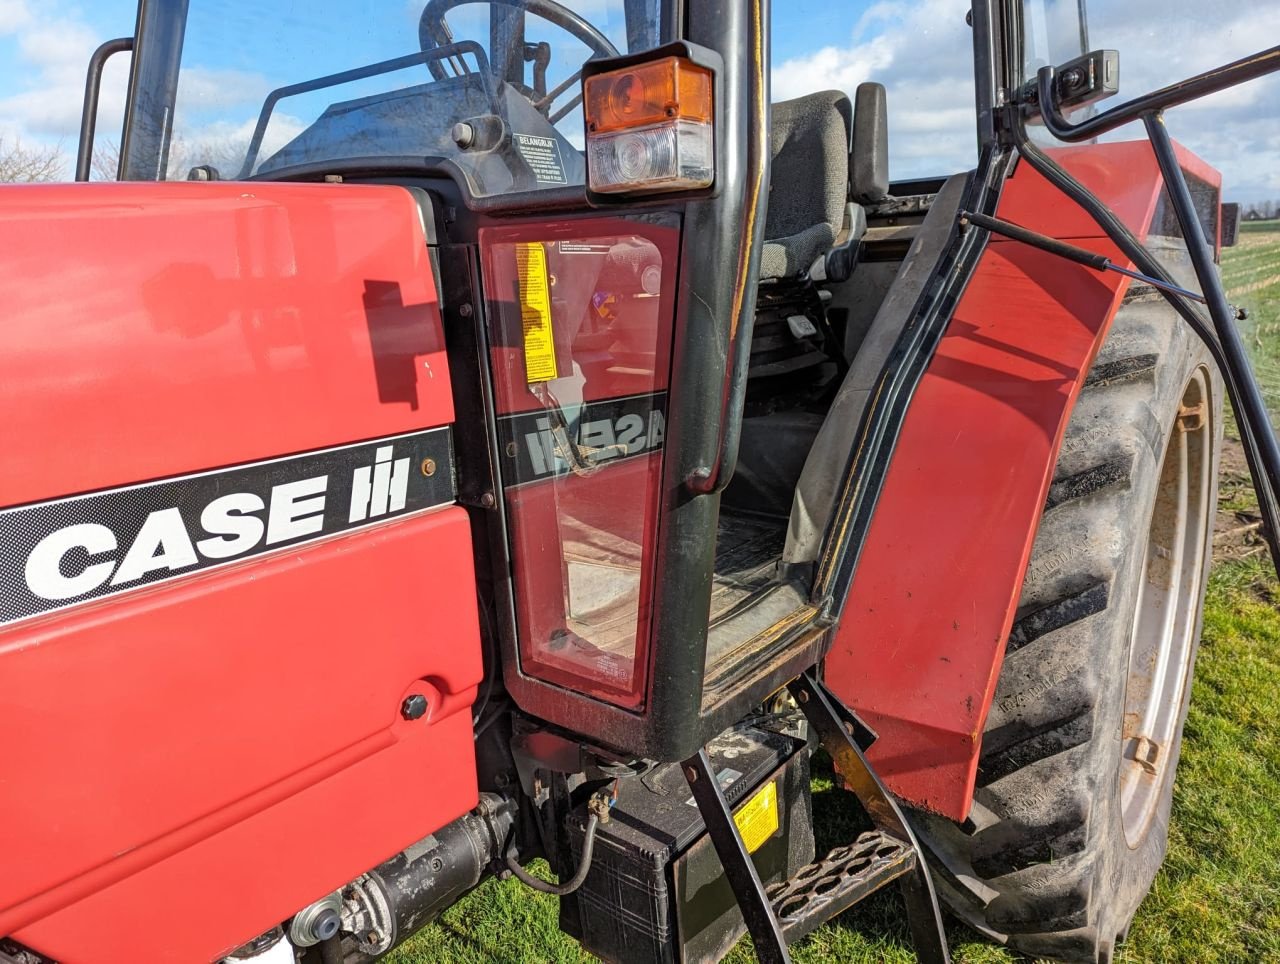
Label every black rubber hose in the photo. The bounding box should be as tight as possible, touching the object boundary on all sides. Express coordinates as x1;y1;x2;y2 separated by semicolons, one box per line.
504;814;599;896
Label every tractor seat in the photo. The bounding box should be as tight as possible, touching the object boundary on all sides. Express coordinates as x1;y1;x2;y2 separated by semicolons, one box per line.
760;90;856;281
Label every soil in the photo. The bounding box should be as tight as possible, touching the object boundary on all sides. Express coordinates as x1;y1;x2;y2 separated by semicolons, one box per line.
1213;435;1270;562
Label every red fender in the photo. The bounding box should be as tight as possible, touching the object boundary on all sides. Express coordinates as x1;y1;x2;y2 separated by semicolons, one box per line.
825;141;1221;819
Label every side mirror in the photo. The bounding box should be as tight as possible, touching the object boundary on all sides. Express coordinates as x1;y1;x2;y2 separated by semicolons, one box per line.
1022;49;1120;119
851;82;889;203
1221;202;1241;248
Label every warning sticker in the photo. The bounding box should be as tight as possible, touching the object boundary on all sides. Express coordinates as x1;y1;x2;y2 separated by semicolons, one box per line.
734;780;779;854
557;241;614;255
514;133;568;185
516;242;559;383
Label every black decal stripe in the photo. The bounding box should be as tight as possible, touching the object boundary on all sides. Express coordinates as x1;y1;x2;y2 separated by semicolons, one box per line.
0;428;455;628
496;391;668;489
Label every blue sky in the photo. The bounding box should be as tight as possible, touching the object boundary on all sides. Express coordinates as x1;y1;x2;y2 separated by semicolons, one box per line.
0;0;1276;200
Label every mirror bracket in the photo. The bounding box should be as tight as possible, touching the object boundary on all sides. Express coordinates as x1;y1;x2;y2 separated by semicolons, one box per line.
1018;49;1119;117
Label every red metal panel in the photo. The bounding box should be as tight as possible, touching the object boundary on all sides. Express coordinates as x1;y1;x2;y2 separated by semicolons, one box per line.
0;182;448;507
825;141;1203;818
0;183;481;960
8;510;480;963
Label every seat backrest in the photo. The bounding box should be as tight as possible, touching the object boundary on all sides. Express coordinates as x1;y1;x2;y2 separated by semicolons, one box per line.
760;90;853;280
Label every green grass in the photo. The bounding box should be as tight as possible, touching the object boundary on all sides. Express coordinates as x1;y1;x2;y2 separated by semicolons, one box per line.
389;226;1280;963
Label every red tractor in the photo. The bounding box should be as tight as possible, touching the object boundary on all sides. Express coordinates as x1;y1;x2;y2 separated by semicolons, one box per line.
2;2;1277;962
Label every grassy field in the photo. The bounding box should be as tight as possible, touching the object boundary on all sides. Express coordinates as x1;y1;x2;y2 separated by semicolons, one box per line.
390;222;1280;964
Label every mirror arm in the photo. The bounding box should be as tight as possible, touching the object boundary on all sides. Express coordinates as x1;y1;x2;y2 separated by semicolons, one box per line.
1037;44;1280;143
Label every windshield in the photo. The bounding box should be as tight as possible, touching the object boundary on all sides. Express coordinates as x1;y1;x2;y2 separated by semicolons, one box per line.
154;1;670;195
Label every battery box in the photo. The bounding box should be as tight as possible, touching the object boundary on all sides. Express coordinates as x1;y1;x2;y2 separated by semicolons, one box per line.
561;725;814;963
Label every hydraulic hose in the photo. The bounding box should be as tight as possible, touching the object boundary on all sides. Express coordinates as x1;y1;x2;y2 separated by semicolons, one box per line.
504;813;599;896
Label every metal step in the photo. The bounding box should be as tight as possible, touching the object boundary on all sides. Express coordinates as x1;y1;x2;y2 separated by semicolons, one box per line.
767;830;916;944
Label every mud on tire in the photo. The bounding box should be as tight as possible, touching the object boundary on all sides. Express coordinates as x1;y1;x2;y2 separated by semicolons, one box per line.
912;287;1224;963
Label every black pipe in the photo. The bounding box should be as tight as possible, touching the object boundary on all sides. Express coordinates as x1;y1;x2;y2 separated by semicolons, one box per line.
962;210;1110;268
1143;111;1280;561
1007;104;1280;575
1035;44;1280;143
962;210;1209;302
76;37;134;182
119;0;189;181
685;0;771;495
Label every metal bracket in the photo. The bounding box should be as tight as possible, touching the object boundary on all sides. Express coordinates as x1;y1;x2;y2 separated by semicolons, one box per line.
683;672;950;963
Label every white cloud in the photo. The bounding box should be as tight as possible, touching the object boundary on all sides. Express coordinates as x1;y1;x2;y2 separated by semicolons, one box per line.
772;0;977;181
771;0;1280;202
0;0;31;35
0;0;1274;202
0;6;132;175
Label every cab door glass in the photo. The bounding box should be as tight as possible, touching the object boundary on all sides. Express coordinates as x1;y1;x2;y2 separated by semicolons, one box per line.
480;215;680;709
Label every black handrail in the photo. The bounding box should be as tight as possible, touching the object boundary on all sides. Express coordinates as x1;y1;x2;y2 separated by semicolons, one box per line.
238;41;493;178
1013;44;1280;574
1035;44;1280;143
1143;110;1280;569
76;37;134;181
685;0;770;495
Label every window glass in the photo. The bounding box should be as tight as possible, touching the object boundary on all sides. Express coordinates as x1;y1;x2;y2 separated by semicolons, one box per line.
481;215;680;708
770;0;978;182
1020;0;1278;212
162;1;668;193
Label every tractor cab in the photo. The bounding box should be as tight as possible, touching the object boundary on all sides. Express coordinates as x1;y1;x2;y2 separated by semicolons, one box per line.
107;0;979;756
3;1;1279;962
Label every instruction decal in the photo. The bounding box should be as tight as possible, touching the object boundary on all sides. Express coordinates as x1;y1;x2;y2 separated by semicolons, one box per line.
515;242;559;383
513;133;568;185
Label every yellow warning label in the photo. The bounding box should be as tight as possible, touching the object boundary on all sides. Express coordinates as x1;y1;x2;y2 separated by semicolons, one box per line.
515;242;559;383
734;780;779;854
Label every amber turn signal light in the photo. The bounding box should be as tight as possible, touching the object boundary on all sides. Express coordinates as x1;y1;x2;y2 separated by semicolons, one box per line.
583;55;714;195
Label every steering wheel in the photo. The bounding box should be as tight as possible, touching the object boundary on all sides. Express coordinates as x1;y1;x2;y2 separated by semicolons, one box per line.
419;0;620;119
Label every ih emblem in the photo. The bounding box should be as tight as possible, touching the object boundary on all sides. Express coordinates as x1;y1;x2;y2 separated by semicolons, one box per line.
348;445;412;523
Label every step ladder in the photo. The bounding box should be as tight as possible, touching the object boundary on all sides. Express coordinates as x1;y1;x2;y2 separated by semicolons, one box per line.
682;671;950;963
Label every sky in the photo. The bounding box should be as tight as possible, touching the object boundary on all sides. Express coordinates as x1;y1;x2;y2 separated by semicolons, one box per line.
0;0;1276;201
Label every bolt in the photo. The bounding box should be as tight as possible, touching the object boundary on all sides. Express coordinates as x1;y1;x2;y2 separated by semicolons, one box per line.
797;690;809;703
505;441;518;458
421;457;437;477
459;303;474;317
685;766;698;783
401;694;428;721
452;121;476;149
480;492;496;508
844;721;855;736
323;174;343;183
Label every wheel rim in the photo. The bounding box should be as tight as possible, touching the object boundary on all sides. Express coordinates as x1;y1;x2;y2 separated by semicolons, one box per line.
1120;367;1212;847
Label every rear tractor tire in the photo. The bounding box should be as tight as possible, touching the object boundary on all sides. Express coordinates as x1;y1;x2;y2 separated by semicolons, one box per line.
913;292;1223;962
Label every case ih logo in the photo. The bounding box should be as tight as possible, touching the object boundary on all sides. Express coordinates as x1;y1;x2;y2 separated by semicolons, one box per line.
497;392;667;486
0;430;454;628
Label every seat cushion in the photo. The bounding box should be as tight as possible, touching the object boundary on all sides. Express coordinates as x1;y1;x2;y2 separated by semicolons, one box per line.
761;91;852;280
